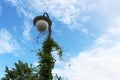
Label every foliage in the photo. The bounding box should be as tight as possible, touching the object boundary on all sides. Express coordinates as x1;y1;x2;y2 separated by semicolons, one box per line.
2;60;36;80
2;32;63;80
54;74;62;80
36;37;63;80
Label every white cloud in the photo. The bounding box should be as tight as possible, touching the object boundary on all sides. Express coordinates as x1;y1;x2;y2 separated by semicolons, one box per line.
95;18;120;47
53;18;120;80
6;0;17;6
5;0;120;39
22;20;32;40
6;0;95;36
39;0;93;30
5;0;34;40
0;29;22;55
94;0;120;18
6;0;120;38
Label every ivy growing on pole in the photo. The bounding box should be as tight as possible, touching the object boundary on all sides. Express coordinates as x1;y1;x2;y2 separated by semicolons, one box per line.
36;35;62;80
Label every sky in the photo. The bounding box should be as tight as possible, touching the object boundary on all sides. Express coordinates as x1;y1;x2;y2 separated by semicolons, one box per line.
0;0;120;80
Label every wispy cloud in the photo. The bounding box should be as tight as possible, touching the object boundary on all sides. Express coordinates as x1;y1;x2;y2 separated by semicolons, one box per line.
29;0;93;30
5;0;34;40
6;0;17;6
0;29;22;56
6;0;120;38
95;18;120;46
6;0;97;38
94;0;120;18
22;20;32;40
53;17;120;80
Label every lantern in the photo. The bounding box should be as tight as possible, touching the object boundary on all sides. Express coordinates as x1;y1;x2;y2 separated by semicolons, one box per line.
33;13;52;32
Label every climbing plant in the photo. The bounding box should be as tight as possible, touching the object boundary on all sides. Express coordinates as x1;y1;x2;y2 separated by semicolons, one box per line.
37;36;63;80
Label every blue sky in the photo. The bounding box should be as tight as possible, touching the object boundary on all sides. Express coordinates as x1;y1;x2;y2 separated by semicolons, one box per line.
0;0;120;80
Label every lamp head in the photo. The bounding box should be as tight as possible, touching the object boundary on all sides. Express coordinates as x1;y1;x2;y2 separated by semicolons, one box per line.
33;13;52;32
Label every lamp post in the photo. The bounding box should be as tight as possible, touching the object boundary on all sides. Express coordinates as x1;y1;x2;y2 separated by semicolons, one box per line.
33;12;62;80
33;12;54;80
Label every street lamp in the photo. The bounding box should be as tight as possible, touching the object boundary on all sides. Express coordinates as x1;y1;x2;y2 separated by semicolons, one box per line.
33;12;52;33
33;12;62;80
33;12;53;80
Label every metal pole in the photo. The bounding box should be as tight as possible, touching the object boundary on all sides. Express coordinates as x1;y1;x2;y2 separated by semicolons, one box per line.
39;12;53;80
43;12;51;40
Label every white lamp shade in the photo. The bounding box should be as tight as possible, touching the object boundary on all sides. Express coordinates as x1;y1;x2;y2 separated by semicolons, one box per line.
35;20;49;32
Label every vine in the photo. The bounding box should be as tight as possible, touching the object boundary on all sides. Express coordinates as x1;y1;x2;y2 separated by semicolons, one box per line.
37;37;63;80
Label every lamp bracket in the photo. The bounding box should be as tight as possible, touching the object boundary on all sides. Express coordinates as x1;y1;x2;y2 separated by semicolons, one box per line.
43;12;49;18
